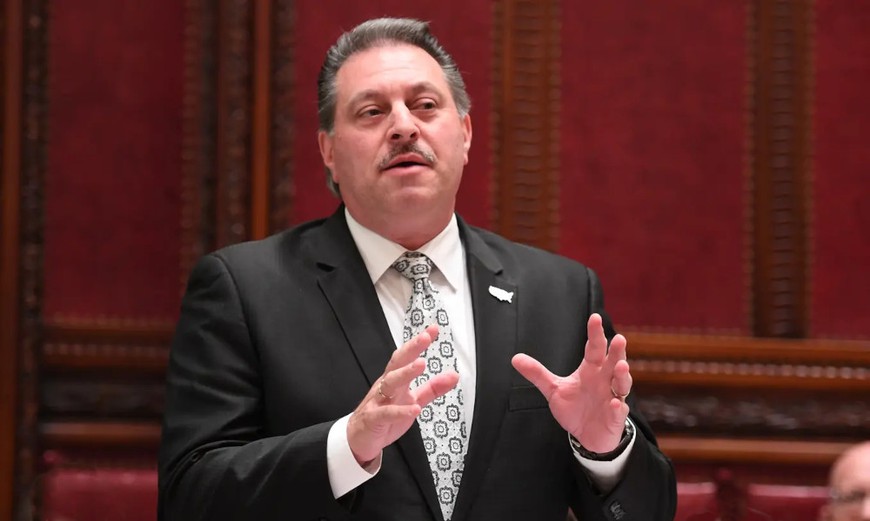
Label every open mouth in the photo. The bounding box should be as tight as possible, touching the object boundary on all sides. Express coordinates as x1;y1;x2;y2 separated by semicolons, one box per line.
385;161;427;170
382;152;432;171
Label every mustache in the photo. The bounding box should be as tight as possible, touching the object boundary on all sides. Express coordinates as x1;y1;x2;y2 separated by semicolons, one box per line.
377;143;436;170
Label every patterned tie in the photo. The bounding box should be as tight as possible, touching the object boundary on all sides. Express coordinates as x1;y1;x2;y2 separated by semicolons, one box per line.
392;251;467;521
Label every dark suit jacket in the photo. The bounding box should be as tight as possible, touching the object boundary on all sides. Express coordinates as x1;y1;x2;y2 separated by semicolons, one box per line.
158;208;676;521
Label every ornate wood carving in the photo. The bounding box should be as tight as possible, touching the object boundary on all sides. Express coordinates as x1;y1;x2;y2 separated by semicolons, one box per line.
215;0;252;248
269;0;294;233
637;392;869;437
40;320;171;373
40;421;161;449
492;0;561;251
628;332;870;391
660;437;852;466
750;0;812;337
181;0;218;288
16;1;47;518
42;380;165;418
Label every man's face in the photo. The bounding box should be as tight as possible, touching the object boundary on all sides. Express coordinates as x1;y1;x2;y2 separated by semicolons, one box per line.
824;446;870;521
318;43;472;240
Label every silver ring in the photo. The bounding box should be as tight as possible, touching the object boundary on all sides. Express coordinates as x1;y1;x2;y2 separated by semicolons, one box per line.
378;379;394;401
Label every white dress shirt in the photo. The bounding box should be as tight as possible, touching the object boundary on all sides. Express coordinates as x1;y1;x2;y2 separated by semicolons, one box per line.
326;209;634;498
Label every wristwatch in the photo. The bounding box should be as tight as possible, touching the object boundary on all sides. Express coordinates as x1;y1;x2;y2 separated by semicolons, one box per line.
569;419;635;461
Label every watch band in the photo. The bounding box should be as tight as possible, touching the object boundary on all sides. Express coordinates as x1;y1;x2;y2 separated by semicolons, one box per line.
569;419;634;461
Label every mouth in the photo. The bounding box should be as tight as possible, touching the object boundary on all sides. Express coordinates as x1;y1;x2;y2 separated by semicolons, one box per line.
381;153;432;172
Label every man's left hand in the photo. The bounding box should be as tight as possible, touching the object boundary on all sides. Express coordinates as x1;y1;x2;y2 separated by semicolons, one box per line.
511;313;631;454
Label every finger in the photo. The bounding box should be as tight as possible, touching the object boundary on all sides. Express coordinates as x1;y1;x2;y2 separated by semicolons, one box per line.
511;353;558;398
380;358;426;400
386;325;439;372
584;313;608;366
610;360;632;398
411;371;460;406
608;396;630;429
606;334;627;364
368;403;424;424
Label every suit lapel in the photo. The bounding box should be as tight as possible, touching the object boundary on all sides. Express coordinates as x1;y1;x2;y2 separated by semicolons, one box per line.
451;222;517;521
310;209;443;520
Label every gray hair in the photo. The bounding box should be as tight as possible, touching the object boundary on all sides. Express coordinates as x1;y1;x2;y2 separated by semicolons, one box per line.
317;17;472;196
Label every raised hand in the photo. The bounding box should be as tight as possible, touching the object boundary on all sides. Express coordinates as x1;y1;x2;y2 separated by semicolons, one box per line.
511;313;632;454
347;325;459;465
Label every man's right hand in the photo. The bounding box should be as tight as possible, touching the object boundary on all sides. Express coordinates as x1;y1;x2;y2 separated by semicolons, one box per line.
346;324;459;466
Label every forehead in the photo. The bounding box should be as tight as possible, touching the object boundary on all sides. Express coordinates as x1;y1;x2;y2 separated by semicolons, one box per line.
335;43;449;100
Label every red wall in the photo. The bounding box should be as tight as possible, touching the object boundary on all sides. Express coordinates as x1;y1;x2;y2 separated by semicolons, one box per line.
44;0;184;321
812;0;870;339
560;2;747;332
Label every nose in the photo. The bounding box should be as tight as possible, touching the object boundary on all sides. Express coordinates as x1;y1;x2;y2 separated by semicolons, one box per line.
388;104;419;143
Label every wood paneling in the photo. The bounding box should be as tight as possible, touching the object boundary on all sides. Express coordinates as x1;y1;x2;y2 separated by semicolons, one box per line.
661;437;851;466
40;422;161;449
1;0;23;517
41;320;171;374
215;0;252;248
16;0;48;517
268;0;294;234
492;0;561;251
251;0;271;240
750;0;812;338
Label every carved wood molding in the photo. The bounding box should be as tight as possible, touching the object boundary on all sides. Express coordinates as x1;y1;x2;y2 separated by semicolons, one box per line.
1;0;23;518
269;0;294;234
629;332;869;390
14;0;48;517
181;0;218;290
637;392;869;437
750;0;813;338
40;320;171;373
215;0;252;248
40;421;161;449
491;0;560;251
42;380;165;418
660;436;852;466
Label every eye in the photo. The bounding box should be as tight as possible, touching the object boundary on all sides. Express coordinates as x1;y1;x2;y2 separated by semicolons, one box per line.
414;99;437;111
359;106;383;118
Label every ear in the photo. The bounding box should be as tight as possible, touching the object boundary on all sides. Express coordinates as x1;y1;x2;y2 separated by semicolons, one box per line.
461;113;472;165
318;130;337;180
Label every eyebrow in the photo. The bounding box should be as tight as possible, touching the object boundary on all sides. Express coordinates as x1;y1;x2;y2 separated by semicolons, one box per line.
347;81;444;108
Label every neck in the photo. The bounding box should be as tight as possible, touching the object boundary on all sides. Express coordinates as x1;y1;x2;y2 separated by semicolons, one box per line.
347;207;453;251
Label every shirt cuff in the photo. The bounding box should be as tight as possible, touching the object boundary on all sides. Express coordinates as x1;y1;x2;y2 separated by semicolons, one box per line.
327;414;382;498
570;419;638;494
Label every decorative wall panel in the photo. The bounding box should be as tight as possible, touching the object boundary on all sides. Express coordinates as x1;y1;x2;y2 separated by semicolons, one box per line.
811;0;870;338
560;1;747;333
44;0;185;321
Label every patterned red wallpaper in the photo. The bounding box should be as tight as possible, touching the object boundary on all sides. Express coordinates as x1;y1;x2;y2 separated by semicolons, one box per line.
811;0;870;339
560;1;747;333
291;0;493;229
44;0;185;320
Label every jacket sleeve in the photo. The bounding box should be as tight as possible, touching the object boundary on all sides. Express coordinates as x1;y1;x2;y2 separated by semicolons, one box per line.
568;267;678;521
157;253;354;520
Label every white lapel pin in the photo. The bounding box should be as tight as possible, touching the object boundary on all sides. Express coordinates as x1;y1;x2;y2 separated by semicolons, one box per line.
488;285;514;303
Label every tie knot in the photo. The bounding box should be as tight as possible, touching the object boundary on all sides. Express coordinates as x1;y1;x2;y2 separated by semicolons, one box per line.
392;251;433;281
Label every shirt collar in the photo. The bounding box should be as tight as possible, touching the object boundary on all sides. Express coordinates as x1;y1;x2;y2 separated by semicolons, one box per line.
344;208;464;291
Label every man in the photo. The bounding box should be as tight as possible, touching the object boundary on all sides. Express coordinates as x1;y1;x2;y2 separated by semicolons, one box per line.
158;17;676;521
820;441;870;521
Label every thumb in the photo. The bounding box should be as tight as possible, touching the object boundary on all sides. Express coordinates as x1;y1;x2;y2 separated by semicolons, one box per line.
511;353;557;397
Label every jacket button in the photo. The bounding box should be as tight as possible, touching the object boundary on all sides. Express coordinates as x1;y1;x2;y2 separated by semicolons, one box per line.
608;500;626;520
